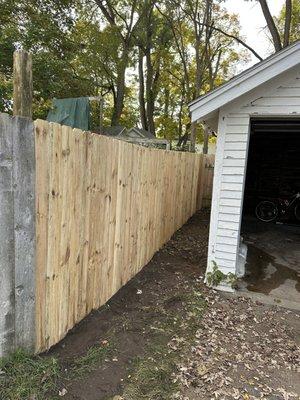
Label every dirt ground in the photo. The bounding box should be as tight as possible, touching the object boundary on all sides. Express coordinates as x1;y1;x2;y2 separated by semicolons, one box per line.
45;210;300;400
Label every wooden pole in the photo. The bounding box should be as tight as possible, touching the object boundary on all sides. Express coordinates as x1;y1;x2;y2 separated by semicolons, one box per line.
13;50;33;118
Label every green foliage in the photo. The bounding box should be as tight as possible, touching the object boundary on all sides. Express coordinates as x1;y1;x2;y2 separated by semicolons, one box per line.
277;0;300;43
0;0;248;138
206;262;226;287
0;73;13;112
206;262;237;288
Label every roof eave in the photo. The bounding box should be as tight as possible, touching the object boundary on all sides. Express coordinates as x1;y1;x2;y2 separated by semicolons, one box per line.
189;41;300;122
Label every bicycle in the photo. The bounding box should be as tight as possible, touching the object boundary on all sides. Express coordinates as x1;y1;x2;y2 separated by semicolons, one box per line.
255;192;300;223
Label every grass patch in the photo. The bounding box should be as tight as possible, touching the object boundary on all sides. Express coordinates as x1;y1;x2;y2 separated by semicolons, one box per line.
68;340;112;379
0;349;60;400
123;350;179;400
0;340;113;399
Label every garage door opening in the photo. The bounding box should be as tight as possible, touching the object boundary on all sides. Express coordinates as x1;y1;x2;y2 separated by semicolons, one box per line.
240;119;300;306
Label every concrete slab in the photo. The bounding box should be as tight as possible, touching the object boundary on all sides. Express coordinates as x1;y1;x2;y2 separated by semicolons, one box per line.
237;218;300;310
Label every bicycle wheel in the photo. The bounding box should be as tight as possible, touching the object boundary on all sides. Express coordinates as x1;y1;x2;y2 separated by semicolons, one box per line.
255;200;278;222
294;203;300;221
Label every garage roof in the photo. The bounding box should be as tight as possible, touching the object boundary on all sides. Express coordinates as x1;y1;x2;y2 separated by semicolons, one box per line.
189;41;300;123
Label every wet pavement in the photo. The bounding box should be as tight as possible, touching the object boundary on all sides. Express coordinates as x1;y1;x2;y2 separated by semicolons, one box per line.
239;218;300;308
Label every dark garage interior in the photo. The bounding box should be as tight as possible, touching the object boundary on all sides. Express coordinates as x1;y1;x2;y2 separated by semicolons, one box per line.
240;119;300;307
243;119;300;217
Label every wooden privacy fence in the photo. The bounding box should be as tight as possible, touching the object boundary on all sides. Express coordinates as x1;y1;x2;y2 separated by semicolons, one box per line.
35;120;214;351
0;113;214;356
199;154;215;209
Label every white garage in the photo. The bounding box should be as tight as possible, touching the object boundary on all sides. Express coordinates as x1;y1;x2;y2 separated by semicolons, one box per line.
189;41;300;292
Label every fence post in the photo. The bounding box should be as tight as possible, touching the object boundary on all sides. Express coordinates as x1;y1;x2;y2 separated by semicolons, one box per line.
0;114;15;356
13;50;33;118
0;113;36;357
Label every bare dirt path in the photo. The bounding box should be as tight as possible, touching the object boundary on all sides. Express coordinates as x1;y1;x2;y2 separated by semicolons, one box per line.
45;210;299;400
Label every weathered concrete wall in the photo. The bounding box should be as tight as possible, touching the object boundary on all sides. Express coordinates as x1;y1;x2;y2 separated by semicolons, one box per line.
0;113;15;356
0;113;36;357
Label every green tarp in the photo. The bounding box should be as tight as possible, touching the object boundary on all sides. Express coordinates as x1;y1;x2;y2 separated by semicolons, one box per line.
47;97;90;130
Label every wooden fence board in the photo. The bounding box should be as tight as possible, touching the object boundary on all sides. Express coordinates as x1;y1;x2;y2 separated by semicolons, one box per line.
35;120;50;351
34;119;214;352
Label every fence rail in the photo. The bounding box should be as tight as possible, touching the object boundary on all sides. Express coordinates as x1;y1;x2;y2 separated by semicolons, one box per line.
0;113;214;356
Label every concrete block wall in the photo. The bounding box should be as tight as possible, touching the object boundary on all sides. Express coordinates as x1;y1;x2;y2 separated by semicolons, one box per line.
0;113;36;357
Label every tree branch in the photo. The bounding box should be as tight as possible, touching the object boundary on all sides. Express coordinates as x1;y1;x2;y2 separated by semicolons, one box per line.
257;0;282;51
93;0;115;26
197;22;264;61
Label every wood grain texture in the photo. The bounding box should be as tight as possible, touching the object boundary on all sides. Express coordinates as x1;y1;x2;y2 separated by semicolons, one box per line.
13;51;32;118
0;113;36;357
34;120;214;352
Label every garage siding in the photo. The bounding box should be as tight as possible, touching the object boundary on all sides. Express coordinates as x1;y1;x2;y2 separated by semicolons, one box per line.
242;74;300;113
211;69;300;278
213;114;250;272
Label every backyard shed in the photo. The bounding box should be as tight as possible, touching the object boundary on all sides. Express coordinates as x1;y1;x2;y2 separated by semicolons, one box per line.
189;41;300;292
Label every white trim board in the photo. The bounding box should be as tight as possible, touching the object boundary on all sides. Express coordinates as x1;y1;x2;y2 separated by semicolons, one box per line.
189;41;300;123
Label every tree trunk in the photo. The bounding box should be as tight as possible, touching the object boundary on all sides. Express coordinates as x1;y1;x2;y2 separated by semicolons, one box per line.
195;35;203;95
111;48;128;126
190;35;201;152
146;49;156;136
203;125;209;154
284;0;292;47
177;95;183;142
138;47;148;130
190;122;197;152
164;87;170;118
258;0;282;51
190;0;213;152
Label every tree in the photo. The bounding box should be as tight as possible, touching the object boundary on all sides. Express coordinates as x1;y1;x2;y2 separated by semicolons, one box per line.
135;0;174;136
0;0;91;118
248;0;293;51
157;0;245;150
93;0;147;125
0;1;17;111
0;0;247;140
277;0;300;44
0;0;138;124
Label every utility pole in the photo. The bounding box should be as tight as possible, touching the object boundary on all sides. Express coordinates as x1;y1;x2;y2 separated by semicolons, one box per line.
13;50;33;118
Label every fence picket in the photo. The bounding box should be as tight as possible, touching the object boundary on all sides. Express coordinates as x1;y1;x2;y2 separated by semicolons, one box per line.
34;120;214;352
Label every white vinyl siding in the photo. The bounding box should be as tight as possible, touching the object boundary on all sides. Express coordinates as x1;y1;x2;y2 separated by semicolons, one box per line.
208;68;300;284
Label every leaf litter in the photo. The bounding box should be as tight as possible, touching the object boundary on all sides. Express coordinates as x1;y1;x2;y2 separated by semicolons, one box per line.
172;289;300;400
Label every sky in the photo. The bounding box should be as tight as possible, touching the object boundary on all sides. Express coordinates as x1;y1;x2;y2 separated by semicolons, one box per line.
224;0;286;65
